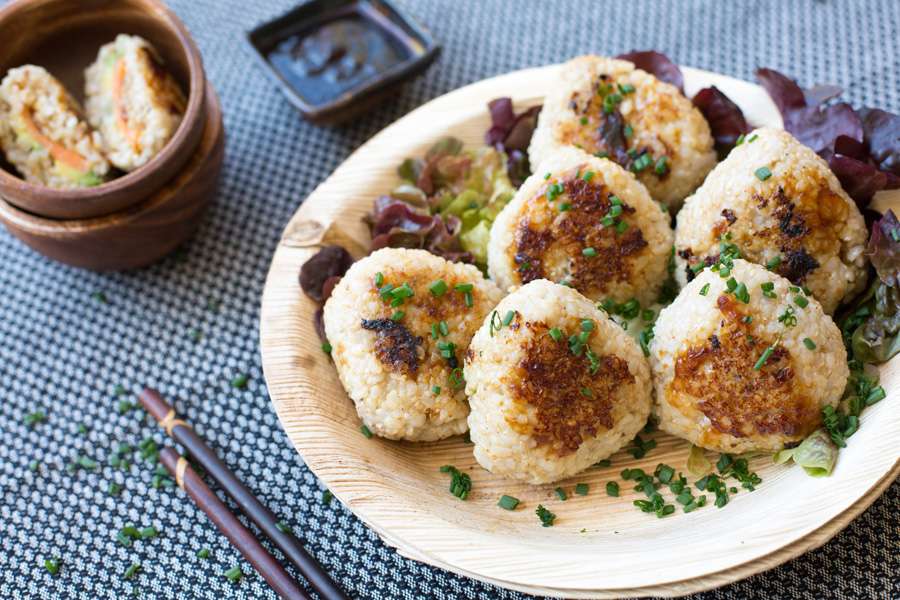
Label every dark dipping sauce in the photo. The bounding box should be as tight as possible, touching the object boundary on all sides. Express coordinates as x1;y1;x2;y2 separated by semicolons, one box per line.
266;6;417;107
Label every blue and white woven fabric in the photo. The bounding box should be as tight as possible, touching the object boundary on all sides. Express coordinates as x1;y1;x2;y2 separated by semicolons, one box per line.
1;1;897;598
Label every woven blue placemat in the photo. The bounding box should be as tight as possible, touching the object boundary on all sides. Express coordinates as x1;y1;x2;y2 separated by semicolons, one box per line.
1;0;898;598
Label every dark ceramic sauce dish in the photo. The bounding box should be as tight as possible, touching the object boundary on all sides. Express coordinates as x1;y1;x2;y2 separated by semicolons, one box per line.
246;0;439;125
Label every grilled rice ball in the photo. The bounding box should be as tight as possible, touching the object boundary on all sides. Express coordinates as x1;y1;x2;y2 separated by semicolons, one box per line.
85;34;186;171
529;55;716;210
323;248;503;441
487;147;673;306
650;259;848;454
675;127;868;314
0;65;110;188
465;280;652;484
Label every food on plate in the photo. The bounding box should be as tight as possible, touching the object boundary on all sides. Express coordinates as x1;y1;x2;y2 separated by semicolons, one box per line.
0;65;110;188
674;127;868;314
650;258;848;454
369;137;517;268
487;147;673;306
464;279;652;483
85;34;186;171
528;55;716;209
323;247;502;441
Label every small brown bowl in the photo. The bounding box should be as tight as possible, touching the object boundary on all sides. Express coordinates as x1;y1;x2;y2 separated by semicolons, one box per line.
0;0;207;219
0;84;224;271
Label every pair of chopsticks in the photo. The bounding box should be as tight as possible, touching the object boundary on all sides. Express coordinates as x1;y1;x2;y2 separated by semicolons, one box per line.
138;388;349;600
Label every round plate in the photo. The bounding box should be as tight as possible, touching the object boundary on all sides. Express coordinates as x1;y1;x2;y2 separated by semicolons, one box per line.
260;64;900;598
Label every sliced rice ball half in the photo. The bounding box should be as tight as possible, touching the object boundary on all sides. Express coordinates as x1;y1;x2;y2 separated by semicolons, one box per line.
465;280;652;484
529;55;716;210
650;259;848;454
488;147;673;307
0;65;110;188
85;34;186;171
323;248;503;442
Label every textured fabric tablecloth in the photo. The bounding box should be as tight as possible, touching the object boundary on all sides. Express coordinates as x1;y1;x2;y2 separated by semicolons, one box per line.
1;0;898;598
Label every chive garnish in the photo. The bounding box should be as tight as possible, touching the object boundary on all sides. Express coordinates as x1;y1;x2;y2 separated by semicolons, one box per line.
606;481;620;497
548;328;563;341
536;504;556;527
582;247;597;257
575;483;589;496
29;459;39;472
390;310;405;321
794;295;809;308
440;465;472;500
432;385;441;395
502;310;515;327
276;521;292;533
581;320;594;332
321;342;332;354
497;495;520;510
803;337;817;350
374;272;384;287
224;566;243;583
453;283;471;293
580;387;593;398
108;482;122;496
439;320;449;336
429;279;448;296
197;548;211;559
699;283;710;296
766;256;782;270
544;172;551;180
360;425;373;438
24;411;47;427
44;558;61;576
753;343;776;370
555;487;568;501
754;166;772;181
615;220;629;234
654;156;669;175
123;562;141;580
231;373;249;389
582;170;595;182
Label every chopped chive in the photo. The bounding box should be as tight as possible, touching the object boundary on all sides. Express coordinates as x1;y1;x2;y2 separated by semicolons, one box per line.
223;566;243;583
374;272;384;287
24;411;47;427
580;116;588;125
544;172;551;180
555;487;568;501
735;133;746;146
322;489;334;505
390;310;405;321
321;342;332;354
866;386;886;405
197;548;211;559
654;156;669;175
429;279;448;297
43;558;61;576
582;170;595;182
609;204;623;217
803;337;817;350
464;292;474;308
536;504;556;527
497;495;520;510
360;425;373;438
726;278;738;292
580;387;593;398
454;283;474;293
609;195;622;205
29;459;40;472
794;295;809;308
766;256;782;270
574;483;589;496
754;166;772;181
548;328;563;341
753;344;776;370
615;220;629;234
276;521;292;533
600;215;615;227
699;283;710;296
606;481;620;497
559;202;571;211
742;315;753;324
439;320;450;336
231;373;249;389
734;282;750;303
432;385;441;395
139;527;158;539
502;310;515;326
623;124;634;138
582;247;597;257
581;319;594;332
747;134;759;143
619;83;636;94
108;482;122;496
123;562;141;580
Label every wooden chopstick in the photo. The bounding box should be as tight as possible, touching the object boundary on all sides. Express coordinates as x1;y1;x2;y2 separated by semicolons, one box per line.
140;388;349;600
159;447;310;600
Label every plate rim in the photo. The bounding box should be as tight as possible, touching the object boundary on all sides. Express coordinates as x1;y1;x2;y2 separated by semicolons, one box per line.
260;62;900;598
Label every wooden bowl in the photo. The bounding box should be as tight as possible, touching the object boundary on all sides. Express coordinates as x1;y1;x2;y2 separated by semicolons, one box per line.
259;64;900;598
0;84;223;271
0;0;207;219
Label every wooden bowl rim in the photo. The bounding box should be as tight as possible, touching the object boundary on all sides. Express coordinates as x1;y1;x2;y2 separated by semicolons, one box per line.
259;63;900;597
0;82;221;236
0;0;207;216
